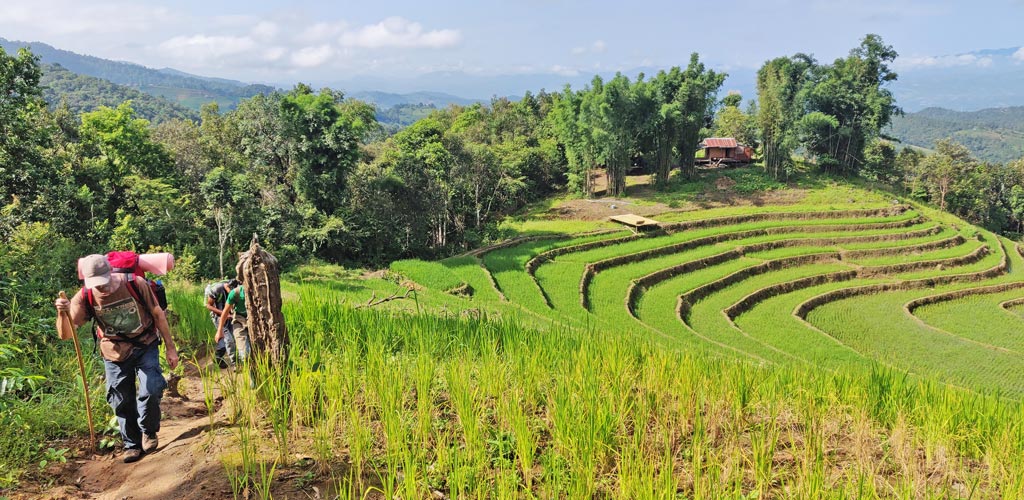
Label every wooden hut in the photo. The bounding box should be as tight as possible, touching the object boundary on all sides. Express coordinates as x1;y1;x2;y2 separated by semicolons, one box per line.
696;138;753;166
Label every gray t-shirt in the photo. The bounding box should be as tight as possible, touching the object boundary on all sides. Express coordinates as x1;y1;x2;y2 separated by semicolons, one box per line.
204;281;230;319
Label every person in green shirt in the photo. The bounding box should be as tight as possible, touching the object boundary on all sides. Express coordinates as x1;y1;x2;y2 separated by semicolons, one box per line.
216;283;250;363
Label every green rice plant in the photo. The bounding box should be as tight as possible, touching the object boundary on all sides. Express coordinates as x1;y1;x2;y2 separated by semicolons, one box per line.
181;189;1024;497
732;278;889;369
224;421;257;500
165;285;211;348
808;286;1024;397
748;408;781;494
483;232;623;312
366;340;408;499
413;350;434;451
195;354;219;436
343;404;372;497
914;288;1024;353
685;262;852;362
541;215;934;320
391;258;465;292
250;356;292;460
252;457;278;500
223;456;246;500
503;390;537;491
445;362;484;467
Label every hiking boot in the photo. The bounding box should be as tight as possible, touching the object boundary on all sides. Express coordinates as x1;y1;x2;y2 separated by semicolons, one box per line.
123;448;143;463
143;434;158;452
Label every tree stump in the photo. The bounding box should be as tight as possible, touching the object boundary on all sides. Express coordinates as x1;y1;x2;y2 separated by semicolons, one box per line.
236;235;289;368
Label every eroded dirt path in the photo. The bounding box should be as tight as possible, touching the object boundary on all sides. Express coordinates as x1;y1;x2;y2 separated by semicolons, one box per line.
17;364;236;500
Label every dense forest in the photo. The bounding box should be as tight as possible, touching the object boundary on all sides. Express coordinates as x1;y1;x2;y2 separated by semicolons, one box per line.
40;63;199;123
888;106;1024;163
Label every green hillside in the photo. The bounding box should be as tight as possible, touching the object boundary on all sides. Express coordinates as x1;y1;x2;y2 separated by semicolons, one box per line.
888;106;1024;163
40;63;198;123
0;37;275;111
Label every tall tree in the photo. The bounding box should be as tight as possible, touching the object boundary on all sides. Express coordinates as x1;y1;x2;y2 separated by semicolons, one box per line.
756;54;816;179
549;85;598;196
0;47;61;238
591;73;639;197
280;85;361;216
801;34;900;175
675;54;726;179
917;139;975;211
712;93;756;146
76;102;175;246
646;68;684;188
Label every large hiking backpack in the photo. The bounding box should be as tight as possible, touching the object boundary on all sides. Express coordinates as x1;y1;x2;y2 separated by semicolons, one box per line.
82;275;157;348
104;251;168;310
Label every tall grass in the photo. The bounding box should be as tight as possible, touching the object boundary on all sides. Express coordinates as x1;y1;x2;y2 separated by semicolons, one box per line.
160;194;1024;498
169;281;1024;498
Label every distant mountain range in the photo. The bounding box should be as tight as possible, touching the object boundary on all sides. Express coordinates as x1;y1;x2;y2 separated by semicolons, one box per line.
0;37;479;126
888;106;1024;163
348;90;483;109
0;37;275;112
5;35;1024;163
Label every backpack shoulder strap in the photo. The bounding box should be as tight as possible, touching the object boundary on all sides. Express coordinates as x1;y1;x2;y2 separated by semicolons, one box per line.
124;275;143;302
83;288;99;353
83;288;96;320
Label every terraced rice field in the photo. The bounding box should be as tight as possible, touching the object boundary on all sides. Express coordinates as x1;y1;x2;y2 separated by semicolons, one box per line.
397;199;1024;398
174;191;1024;499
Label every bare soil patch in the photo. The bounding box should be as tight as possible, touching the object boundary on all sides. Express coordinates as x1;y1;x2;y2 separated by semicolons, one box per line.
546;171;809;221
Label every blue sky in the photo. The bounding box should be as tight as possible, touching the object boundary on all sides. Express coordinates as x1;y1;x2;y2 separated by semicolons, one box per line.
2;0;1023;94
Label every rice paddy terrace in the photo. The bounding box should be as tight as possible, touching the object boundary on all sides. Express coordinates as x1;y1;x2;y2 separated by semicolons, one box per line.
394;194;1024;399
140;183;1024;499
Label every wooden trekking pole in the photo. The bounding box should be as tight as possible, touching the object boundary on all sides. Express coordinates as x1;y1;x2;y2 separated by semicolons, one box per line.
58;291;96;450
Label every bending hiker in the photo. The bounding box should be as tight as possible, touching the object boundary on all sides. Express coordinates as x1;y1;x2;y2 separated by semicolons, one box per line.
217;283;250;363
55;254;179;463
204;278;239;368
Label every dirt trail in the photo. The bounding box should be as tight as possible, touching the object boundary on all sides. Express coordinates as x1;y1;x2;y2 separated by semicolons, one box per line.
18;364;235;500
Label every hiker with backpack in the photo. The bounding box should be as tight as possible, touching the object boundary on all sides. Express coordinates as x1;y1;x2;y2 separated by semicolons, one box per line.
216;283;250;364
55;254;179;464
204;278;239;368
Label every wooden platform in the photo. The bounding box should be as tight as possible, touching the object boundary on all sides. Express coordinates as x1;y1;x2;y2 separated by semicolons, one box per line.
609;214;661;230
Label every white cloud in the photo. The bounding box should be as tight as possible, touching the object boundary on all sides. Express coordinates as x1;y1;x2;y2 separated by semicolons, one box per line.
571;40;607;56
0;0;169;35
1014;47;1024;62
550;65;579;77
0;3;465;79
290;45;334;68
250;21;279;41
895;53;994;70
263;47;287;62
339;17;461;49
297;21;349;43
157;35;257;60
